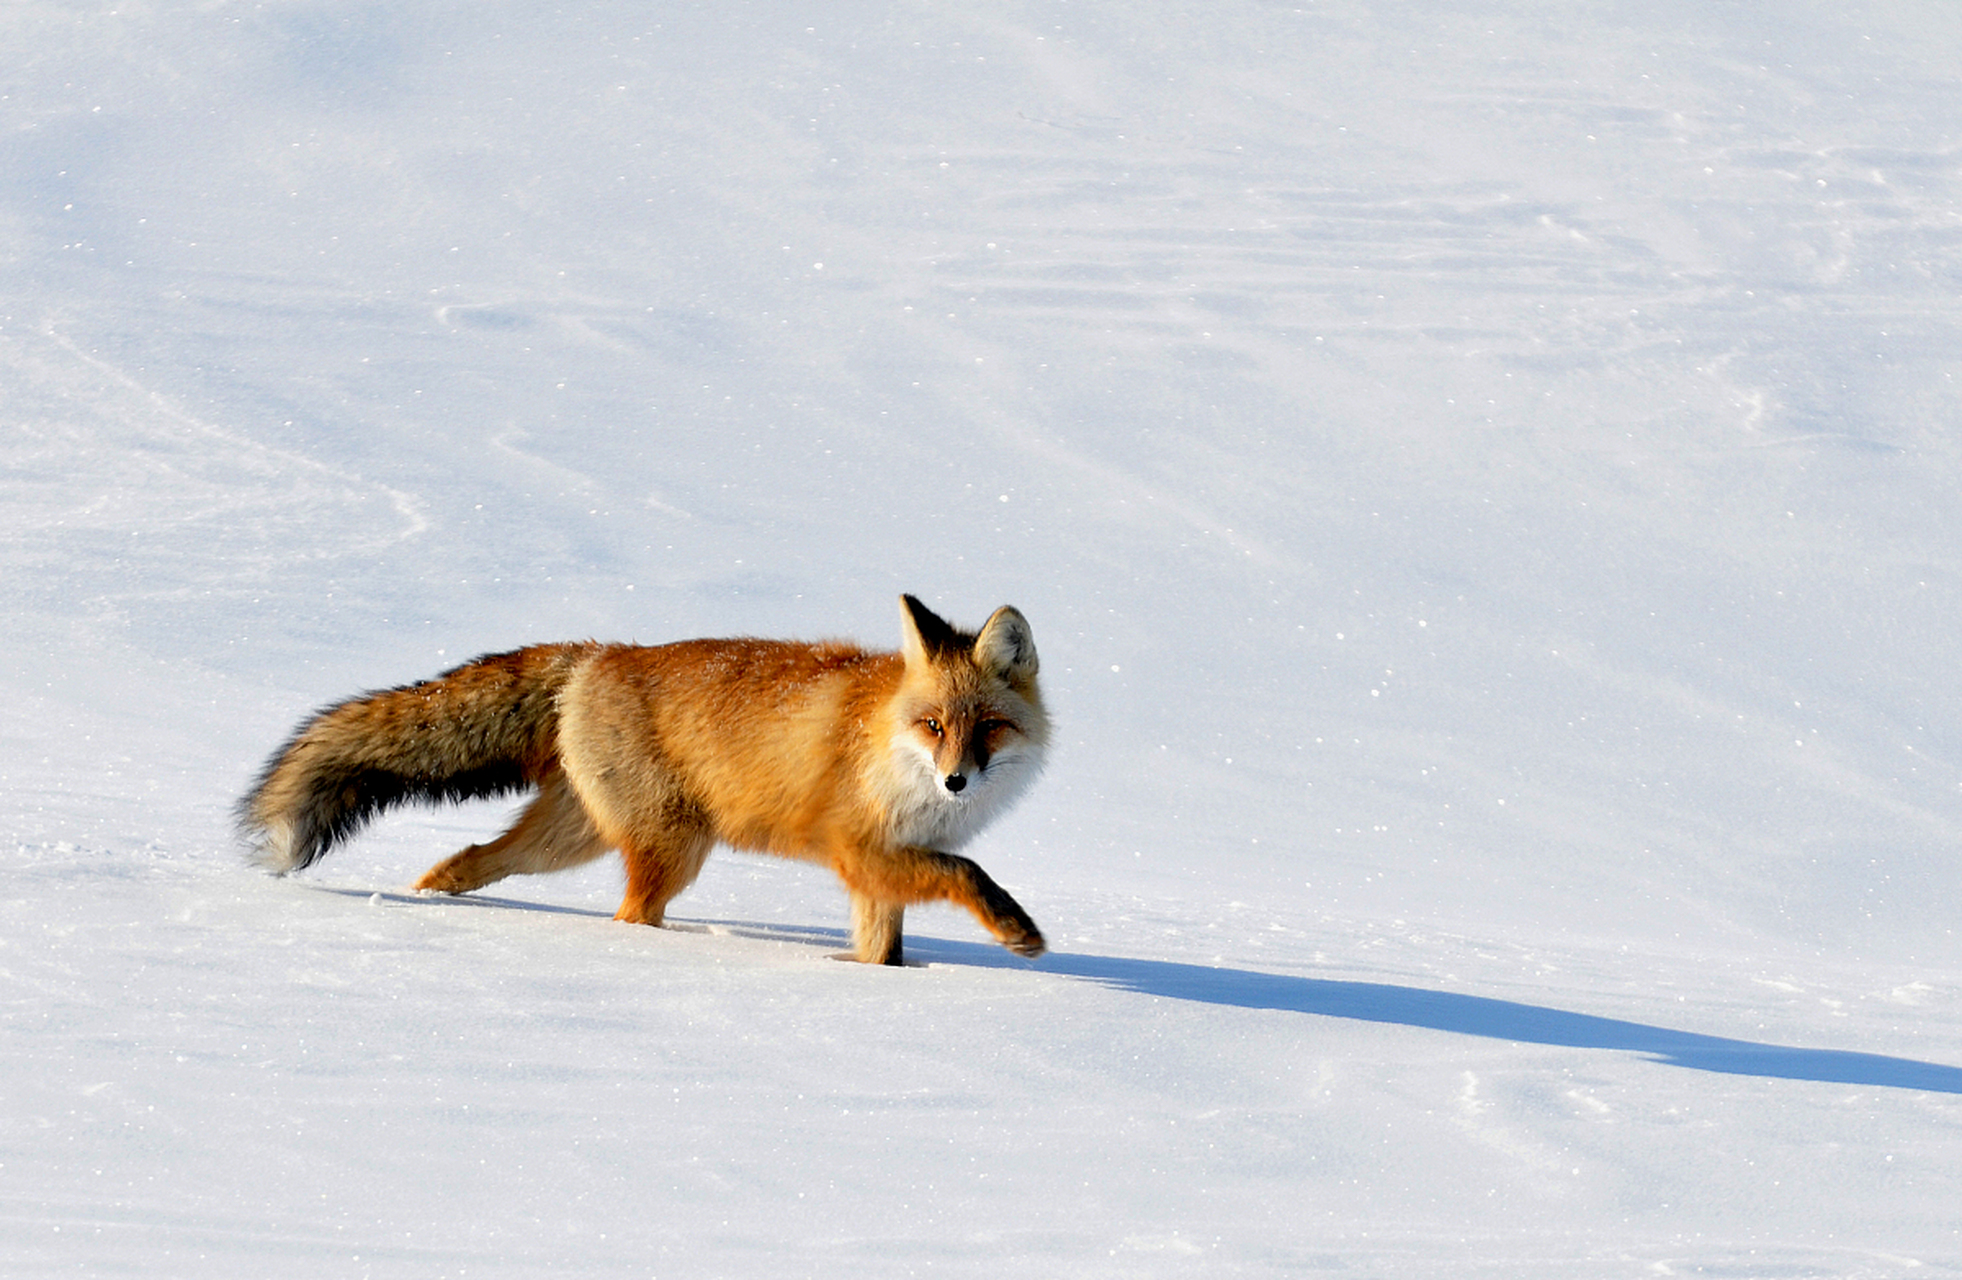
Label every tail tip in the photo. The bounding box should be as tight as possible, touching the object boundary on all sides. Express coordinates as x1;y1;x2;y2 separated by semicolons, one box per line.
244;817;307;876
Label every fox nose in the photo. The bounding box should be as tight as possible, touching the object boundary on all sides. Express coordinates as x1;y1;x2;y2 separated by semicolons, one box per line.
943;773;967;794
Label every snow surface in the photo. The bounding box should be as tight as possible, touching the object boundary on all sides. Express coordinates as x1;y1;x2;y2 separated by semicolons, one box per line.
7;1;1962;1274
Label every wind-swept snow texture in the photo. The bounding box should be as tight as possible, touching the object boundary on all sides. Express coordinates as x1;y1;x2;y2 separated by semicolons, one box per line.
6;1;1962;1275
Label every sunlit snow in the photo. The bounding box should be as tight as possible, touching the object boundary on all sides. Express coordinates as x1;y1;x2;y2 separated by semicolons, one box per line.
6;2;1962;1275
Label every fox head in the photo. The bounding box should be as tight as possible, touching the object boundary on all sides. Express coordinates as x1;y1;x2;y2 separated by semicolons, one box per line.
884;594;1050;848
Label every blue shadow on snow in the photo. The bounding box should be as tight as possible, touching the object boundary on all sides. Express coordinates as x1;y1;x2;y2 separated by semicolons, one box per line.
320;888;1962;1095
906;935;1962;1095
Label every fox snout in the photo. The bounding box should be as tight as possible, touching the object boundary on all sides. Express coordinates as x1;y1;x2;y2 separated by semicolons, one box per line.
937;752;975;794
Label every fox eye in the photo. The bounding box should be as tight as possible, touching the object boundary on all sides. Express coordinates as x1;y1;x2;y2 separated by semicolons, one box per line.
923;717;943;736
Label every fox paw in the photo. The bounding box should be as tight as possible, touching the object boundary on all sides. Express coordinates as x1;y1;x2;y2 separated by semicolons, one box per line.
612;908;667;927
1002;927;1046;959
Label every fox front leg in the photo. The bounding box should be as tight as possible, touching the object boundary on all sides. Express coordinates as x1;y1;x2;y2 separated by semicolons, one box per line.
950;853;1046;959
850;894;907;966
842;848;1045;963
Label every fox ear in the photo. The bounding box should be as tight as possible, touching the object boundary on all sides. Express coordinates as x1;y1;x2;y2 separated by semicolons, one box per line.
899;594;961;667
974;605;1038;681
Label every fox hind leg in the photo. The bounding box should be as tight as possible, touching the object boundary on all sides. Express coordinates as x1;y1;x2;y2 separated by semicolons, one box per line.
612;817;715;928
413;767;608;894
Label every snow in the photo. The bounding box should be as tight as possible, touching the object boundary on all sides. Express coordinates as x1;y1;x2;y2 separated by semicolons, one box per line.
6;0;1962;1274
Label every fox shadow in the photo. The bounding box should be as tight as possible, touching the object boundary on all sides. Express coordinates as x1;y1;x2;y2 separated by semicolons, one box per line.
328;888;1962;1095
902;934;1962;1096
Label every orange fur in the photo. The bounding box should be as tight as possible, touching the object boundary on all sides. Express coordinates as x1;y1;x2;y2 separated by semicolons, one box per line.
239;596;1049;964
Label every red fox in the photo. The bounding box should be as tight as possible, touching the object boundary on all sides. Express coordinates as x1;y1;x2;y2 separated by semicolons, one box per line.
239;596;1049;965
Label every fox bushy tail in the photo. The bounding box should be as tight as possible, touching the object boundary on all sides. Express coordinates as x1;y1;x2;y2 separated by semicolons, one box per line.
239;643;598;874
